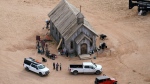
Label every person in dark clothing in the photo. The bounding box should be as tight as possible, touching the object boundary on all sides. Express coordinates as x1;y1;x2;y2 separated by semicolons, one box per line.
65;51;68;57
60;63;61;71
42;47;44;54
53;62;55;70
40;48;43;55
101;43;107;49
100;34;107;40
45;44;48;51
56;63;59;71
42;57;47;62
36;41;40;49
38;48;41;53
99;42;107;50
46;20;50;29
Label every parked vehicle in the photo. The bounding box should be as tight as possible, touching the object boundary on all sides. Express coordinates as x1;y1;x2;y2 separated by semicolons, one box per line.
23;57;50;76
68;62;102;75
95;75;117;84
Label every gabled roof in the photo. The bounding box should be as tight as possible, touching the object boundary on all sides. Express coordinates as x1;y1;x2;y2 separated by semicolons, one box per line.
48;0;98;41
75;33;92;44
77;12;84;18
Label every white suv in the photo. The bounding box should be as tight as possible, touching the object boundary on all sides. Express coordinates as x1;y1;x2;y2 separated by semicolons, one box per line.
23;57;50;76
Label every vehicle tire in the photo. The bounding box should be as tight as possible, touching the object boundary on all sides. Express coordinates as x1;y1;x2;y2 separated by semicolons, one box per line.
25;67;29;71
138;8;140;12
142;10;147;16
95;70;101;75
114;82;117;84
39;72;43;77
73;70;78;75
94;81;97;84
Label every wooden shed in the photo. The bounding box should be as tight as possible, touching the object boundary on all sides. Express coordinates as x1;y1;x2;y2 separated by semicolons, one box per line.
48;0;98;55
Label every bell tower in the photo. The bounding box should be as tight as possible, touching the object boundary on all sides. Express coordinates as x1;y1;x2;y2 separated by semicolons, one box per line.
77;6;84;24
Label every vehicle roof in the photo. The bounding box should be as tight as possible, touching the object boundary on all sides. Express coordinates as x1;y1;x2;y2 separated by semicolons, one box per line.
83;62;94;65
24;57;41;65
25;57;35;61
70;64;83;65
96;76;110;80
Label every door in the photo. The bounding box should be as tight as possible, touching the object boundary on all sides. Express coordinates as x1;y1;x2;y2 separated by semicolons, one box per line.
30;64;39;73
84;65;95;73
81;43;87;54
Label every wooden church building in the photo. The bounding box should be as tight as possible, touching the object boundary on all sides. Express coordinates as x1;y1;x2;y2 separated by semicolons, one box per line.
48;0;98;55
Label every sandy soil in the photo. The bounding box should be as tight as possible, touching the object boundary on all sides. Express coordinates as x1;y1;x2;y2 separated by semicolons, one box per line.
0;0;150;84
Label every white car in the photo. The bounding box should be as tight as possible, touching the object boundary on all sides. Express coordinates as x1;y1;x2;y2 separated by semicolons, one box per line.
68;62;102;75
23;57;49;76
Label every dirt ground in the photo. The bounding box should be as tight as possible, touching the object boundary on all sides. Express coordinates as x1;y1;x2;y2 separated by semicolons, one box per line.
0;0;150;84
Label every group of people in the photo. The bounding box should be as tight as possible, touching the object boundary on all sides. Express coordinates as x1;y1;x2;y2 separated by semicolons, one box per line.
36;40;52;57
59;48;69;57
53;62;61;71
36;40;47;54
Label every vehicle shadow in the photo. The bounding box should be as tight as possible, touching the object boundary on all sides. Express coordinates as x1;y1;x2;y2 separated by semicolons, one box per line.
69;72;102;76
20;69;49;78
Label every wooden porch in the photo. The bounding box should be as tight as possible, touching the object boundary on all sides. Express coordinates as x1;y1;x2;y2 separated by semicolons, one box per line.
79;54;91;60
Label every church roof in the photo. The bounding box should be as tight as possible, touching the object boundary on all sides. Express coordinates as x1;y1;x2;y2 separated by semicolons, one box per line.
48;0;98;41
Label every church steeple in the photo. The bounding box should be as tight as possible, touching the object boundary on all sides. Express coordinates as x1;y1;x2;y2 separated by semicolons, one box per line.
77;6;84;24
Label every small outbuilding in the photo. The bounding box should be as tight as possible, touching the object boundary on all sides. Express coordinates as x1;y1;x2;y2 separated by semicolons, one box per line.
48;0;98;55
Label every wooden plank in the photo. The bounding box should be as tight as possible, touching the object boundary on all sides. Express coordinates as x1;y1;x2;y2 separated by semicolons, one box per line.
57;38;62;49
79;54;91;60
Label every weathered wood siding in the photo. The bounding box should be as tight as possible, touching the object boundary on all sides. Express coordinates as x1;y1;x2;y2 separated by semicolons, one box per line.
50;20;97;55
50;21;62;43
65;26;96;55
75;38;91;55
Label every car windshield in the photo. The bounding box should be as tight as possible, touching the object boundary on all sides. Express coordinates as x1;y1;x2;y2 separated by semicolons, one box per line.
93;64;97;68
91;62;97;68
38;65;45;69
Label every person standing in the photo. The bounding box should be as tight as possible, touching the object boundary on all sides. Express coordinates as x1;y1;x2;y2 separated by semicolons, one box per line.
60;63;61;71
41;40;45;54
53;62;55;70
46;20;50;29
37;47;41;54
66;50;68;57
42;47;44;54
45;44;48;51
56;63;59;71
63;48;66;55
36;41;39;49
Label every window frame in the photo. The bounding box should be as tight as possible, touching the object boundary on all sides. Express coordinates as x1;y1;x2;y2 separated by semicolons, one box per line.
84;65;90;68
